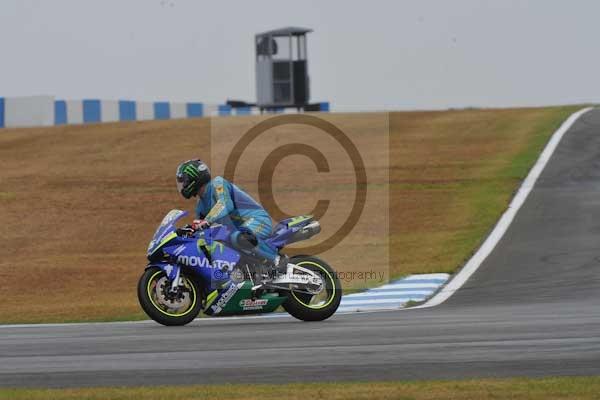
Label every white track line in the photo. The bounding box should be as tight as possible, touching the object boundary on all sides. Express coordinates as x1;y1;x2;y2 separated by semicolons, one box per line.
417;107;594;309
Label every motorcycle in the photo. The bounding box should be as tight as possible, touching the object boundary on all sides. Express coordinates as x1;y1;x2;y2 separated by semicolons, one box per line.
138;210;342;325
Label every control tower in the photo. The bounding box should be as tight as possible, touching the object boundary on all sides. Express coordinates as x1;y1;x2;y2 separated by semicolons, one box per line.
255;27;312;111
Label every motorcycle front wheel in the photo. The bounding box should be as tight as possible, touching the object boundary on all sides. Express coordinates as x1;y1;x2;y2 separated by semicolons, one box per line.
137;266;202;326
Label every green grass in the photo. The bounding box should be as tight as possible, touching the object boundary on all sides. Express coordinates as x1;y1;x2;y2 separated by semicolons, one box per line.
3;377;600;399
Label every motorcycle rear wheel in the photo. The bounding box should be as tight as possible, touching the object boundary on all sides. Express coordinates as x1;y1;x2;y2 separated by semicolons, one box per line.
282;256;342;321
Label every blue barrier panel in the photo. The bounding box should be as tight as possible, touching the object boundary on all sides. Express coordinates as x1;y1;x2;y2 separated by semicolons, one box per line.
54;100;67;125
83;99;101;123
236;106;251;115
319;102;330;112
119;100;136;121
0;98;4;128
154;102;170;120
218;104;231;116
186;103;203;118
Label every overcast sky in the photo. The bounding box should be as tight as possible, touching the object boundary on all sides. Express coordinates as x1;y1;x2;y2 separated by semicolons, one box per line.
1;0;599;111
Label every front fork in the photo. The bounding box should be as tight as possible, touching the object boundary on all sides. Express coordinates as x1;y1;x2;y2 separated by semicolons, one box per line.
147;262;183;293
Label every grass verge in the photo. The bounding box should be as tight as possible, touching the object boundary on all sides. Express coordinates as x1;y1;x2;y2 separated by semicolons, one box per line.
2;377;600;400
389;106;582;276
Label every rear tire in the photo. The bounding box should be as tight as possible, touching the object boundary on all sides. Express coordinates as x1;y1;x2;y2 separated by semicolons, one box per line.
137;266;202;326
282;256;342;321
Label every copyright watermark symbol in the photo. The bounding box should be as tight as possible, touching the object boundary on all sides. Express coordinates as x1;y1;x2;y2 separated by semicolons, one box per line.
210;112;389;288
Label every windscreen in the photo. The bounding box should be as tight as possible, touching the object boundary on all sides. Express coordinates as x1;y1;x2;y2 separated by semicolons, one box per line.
147;209;188;255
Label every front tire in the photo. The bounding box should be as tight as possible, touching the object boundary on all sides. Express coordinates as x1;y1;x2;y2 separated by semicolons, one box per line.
282;256;342;321
137;266;202;326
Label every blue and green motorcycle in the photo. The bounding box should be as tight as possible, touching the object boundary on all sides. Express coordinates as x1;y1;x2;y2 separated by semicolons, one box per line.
138;210;342;325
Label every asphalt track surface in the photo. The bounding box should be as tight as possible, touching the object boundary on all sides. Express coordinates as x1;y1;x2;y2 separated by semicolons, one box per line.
2;109;600;388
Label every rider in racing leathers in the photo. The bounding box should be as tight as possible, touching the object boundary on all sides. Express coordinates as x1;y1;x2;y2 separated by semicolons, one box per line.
175;159;287;274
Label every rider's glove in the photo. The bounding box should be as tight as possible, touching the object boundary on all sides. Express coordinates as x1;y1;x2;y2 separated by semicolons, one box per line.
191;219;209;231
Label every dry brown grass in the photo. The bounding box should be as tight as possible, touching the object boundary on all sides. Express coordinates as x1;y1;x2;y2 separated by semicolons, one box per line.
0;106;579;323
389;107;579;275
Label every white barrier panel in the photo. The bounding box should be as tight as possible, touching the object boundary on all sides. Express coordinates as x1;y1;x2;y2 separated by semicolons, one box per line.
66;100;83;124
136;102;154;121
101;100;119;122
4;96;54;128
170;102;187;119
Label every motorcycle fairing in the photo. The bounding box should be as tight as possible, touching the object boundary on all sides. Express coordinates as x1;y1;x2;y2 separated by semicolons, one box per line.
147;210;188;256
147;262;180;281
266;215;314;249
203;281;287;316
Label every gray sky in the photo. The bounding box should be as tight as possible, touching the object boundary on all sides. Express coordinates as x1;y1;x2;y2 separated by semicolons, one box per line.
1;0;599;110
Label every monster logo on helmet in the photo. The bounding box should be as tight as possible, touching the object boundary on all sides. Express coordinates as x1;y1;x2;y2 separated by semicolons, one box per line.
176;159;211;199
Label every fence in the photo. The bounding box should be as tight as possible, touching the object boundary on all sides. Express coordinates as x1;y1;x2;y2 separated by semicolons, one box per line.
0;96;330;129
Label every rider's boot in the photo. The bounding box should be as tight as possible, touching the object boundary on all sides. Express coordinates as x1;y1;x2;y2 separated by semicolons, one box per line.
273;254;289;275
251;253;288;285
230;230;287;279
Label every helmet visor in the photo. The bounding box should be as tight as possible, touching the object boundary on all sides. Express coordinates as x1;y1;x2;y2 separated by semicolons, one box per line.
176;174;188;195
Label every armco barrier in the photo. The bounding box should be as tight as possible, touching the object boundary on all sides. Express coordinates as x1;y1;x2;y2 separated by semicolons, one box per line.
0;96;330;128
